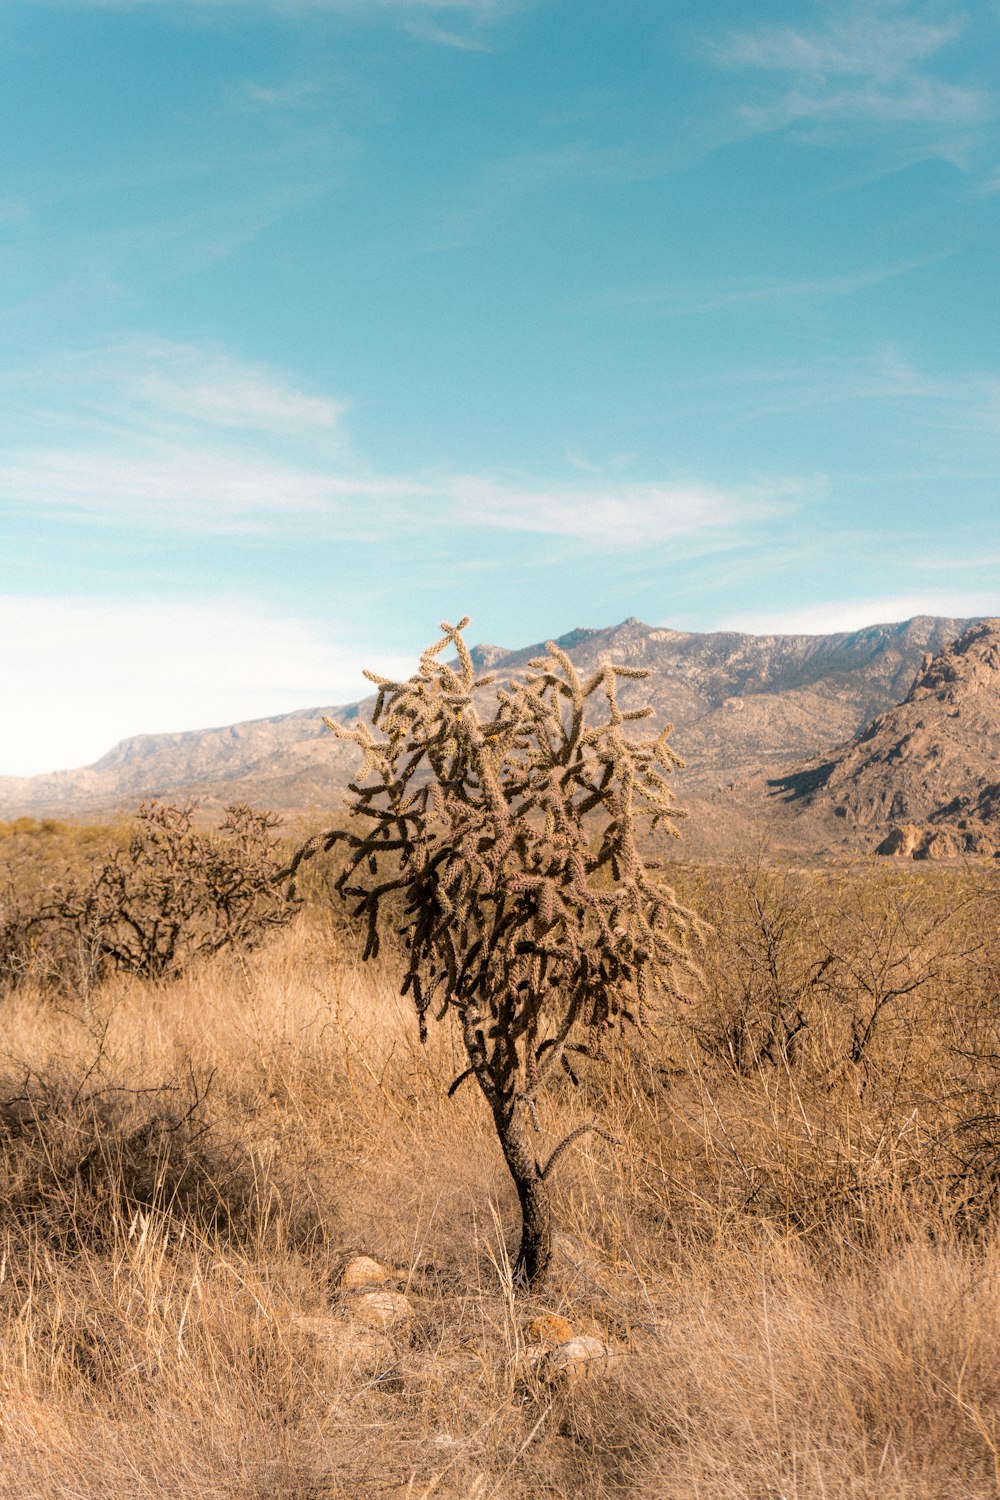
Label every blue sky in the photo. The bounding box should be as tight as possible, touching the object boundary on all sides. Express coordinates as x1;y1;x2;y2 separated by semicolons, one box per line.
2;0;1000;774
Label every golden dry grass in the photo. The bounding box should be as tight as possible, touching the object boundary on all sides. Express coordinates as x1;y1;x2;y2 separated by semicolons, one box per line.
2;864;1000;1497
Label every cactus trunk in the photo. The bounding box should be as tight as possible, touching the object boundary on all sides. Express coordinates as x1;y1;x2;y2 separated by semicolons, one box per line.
496;1109;552;1288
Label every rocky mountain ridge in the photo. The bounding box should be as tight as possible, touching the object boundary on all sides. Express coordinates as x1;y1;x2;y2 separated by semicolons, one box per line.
0;614;972;830
771;619;1000;859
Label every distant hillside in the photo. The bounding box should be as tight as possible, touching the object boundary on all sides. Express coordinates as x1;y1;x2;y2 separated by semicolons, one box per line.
771;619;1000;859
0;614;973;826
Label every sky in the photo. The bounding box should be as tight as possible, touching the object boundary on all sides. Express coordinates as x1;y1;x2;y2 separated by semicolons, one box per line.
2;0;1000;775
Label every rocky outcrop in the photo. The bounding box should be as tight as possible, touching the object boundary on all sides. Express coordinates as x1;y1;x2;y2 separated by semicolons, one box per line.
774;620;1000;858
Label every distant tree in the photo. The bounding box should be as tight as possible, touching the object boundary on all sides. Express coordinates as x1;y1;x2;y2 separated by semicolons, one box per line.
286;618;702;1287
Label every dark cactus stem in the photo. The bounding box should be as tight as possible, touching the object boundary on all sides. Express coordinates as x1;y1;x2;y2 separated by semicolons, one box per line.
496;1109;553;1289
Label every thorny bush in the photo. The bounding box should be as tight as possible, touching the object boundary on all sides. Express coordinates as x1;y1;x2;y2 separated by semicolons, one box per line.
0;801;297;994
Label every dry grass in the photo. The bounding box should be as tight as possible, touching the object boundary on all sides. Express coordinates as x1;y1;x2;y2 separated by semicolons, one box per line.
1;863;1000;1497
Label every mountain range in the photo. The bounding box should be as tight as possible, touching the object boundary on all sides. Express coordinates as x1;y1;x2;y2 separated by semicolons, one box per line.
2;613;984;861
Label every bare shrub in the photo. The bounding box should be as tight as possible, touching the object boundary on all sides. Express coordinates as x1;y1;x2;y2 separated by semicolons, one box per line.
0;1067;260;1251
692;846;821;1074
0;802;297;995
812;862;980;1077
3;875;1000;1496
0;869;55;995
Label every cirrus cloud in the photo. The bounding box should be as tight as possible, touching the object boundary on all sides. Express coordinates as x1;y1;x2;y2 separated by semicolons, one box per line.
0;337;800;548
706;0;994;141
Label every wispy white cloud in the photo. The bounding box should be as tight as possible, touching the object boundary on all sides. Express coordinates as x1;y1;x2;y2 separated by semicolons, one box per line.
0;340;396;532
102;338;348;440
595;256;939;316
711;7;963;80
0;595;414;776
684;345;1000;440
448;474;795;547
404;19;491;49
497;143;670;188
749;76;987;131
58;0;517;15
229;78;326;110
707;1;993;137
718;592;996;637
4;339;333;446
0;338;796;547
0;447;345;531
1;442;790;548
0;177;330;335
433;141;674;247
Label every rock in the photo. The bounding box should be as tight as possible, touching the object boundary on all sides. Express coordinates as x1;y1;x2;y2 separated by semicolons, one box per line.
573;1314;610;1340
521;1329;614;1387
876;823;923;857
918;828;963;860
352;1291;415;1329
545;1335;612;1386
289;1313;344;1341
340;1255;391;1290
287;1312;386;1376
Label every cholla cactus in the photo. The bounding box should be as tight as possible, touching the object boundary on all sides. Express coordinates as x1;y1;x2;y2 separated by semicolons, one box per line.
288;618;702;1286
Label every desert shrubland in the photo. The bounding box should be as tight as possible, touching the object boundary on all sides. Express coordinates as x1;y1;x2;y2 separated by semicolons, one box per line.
2;812;1000;1495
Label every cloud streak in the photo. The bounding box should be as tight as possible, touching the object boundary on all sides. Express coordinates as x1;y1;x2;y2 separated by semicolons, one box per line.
724;346;1000;432
431;140;680;247
91;339;348;440
711;8;963;80
595;257;939;316
0;338;795;548
57;0;517;16
404;19;491;49
448;474;794;547
707;1;993;136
